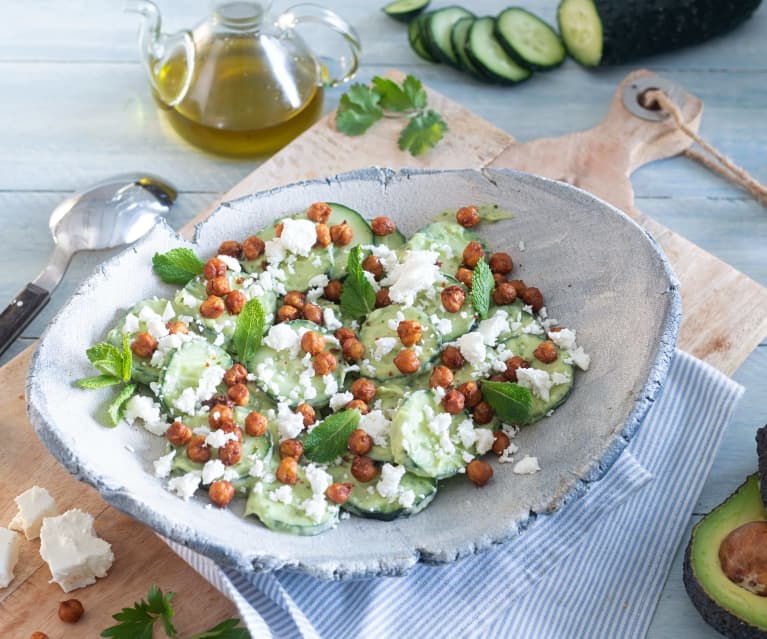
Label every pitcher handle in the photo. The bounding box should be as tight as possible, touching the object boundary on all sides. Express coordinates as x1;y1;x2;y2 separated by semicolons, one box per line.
276;4;361;87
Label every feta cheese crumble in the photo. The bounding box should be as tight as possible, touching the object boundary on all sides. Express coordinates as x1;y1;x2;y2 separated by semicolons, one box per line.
276;402;305;441
376;463;406;501
456;332;486;366
385;250;441;306
515;367;554;402
123;395;168;436
549;328;577;350
513;455;541;475
168;471;202;500
153;451;176;479
9;486;57;540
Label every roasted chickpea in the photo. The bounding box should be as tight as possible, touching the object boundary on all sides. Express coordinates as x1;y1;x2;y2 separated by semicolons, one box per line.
534;340;558;364
489;374;506;382
218;422;243;443
307;201;332;223
342;338;365;362
295;403;316;427
323;279;343;302
166;320;189;335
206;275;231;297
492;282;518;305
467;460;493;486
218;240;242;258
208;480;235;507
351;455;378;482
315;223;331;248
429;365;454;388
284;290;306;310
397;320;423;347
187;435;211;463
362;254;384;279
504;356;530;382
472;401;494;425
245;411;268;437
279;438;304;459
442;389;465;414
242;235;265;260
492;431;511;456
131;332;157;359
509;279;527;297
166;420;192;446
274;222;284;237
457;381;482;408
313;351;338;375
335;327;356;343
489;252;513;274
223;363;248;387
204;257;228;280
521;286;544;312
209;404;234;429
348;428;373;455
301;330;325;355
30;633;49;639
441;345;466;369
225;290;246;315
346;399;369;414
375;287;392;308
326;482;353;504
441;285;466;313
493;272;506;285
277;457;298;485
330;221;353;246
456;205;480;228
227;382;250;406
351;378;376;402
303;302;323;324
371;216;396;236
277;304;301;323
462;241;485;268
58;599;84;623
202;392;232;410
455;267;473;288
200;295;226;319
393;348;420;374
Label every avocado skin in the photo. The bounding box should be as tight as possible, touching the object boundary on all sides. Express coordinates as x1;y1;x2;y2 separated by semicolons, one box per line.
758;425;767;509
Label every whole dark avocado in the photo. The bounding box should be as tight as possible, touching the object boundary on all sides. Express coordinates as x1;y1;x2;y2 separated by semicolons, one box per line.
683;473;767;638
758;425;767;508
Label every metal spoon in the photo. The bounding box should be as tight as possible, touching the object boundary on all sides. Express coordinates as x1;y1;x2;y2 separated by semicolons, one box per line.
0;173;176;357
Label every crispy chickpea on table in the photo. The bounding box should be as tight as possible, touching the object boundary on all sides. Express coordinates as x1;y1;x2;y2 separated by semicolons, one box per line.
467;460;493;486
58;599;84;623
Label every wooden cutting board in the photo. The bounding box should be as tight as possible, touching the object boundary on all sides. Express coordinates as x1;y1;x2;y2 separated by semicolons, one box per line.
2;69;766;636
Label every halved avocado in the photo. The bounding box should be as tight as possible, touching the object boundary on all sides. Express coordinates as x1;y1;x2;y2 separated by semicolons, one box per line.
758;425;767;508
683;474;767;638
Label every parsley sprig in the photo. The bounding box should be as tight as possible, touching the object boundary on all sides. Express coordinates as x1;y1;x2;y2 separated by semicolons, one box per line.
101;585;248;639
336;75;447;156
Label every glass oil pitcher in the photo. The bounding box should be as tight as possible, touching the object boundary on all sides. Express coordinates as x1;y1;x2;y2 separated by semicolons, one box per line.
127;1;360;156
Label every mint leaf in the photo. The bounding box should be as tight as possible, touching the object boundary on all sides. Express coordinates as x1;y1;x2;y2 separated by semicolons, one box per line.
232;298;265;363
152;248;204;285
340;246;376;319
481;381;533;424
372;77;412;112
101;585;176;639
302;410;361;463
402;74;428;110
77;374;122;389
471;260;493;319
190;618;250;639
107;383;136;427
398;109;447;156
336;84;383;136
121;333;133;382
86;342;125;378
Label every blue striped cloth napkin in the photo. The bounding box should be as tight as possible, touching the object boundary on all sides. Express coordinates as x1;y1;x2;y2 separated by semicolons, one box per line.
168;349;743;639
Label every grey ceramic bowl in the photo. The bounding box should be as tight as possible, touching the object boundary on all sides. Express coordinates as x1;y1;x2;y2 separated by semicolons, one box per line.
27;168;680;579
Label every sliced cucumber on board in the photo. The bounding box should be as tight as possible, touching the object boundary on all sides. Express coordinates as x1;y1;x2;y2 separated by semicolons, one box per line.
557;0;762;67
383;0;430;23
408;14;440;63
450;16;486;79
424;6;474;66
466;17;533;85
495;8;566;71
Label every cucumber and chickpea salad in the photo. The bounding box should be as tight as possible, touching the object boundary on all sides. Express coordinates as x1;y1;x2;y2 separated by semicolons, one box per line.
78;202;590;535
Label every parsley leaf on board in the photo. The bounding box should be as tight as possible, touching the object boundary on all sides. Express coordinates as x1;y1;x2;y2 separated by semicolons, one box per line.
100;585;177;639
302;409;361;463
470;260;493;320
398;109;448;156
152;248;205;285
232;298;266;363
335;84;383;136
340;246;376;319
371;77;412;112
402;74;428;110
107;383;137;427
76;374;122;390
190;618;251;639
480;381;533;424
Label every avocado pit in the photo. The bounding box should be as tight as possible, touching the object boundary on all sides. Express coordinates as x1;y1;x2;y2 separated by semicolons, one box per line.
719;521;767;596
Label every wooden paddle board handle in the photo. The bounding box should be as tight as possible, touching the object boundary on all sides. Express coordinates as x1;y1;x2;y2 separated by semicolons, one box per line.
489;69;703;218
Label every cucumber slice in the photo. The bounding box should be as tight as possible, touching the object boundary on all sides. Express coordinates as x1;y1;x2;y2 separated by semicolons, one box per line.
450;16;487;80
495;8;566;71
328;460;437;520
466;17;533;85
383;0;430;23
414;274;476;342
158;340;232;414
487;299;544;339
497;333;574;422
359;306;441;381
405;220;485;276
389;389;471;479
248;320;345;407
374;228;406;250
245;464;339;535
325;203;375;279
557;0;602;66
408;13;440;63
424;6;474;66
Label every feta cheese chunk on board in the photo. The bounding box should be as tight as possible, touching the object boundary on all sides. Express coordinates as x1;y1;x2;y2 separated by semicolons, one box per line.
0;527;21;588
8;485;57;540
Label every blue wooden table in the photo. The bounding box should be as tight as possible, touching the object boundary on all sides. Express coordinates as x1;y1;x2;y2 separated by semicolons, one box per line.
1;1;765;635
